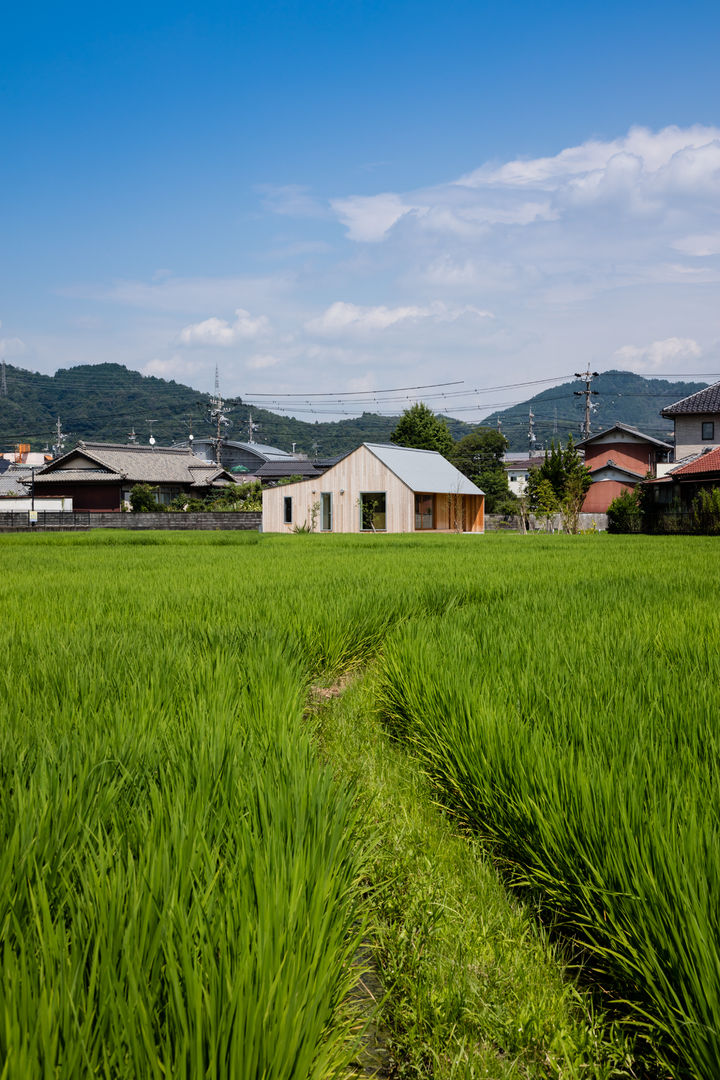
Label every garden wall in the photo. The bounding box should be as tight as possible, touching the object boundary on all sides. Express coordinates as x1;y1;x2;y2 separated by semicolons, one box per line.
0;511;262;532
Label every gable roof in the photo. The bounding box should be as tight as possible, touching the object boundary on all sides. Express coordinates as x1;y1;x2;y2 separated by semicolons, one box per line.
364;443;483;495
661;382;720;417
588;462;647;482
577;422;673;450
35;443;235;487
665;445;720;477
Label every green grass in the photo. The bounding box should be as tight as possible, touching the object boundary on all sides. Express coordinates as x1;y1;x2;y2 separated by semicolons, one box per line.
1;531;718;1078
317;671;635;1079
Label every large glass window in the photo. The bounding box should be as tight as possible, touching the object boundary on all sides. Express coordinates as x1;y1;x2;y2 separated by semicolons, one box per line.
359;492;386;531
283;496;292;524
320;492;333;531
702;421;715;441
414;493;434;530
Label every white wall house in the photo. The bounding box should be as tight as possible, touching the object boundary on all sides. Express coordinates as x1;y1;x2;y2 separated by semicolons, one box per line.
262;443;485;534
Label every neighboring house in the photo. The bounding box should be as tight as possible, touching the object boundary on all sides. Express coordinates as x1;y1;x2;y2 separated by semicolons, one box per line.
503;455;540;497
33;442;236;511
1;446;53;466
263;443;484;534
189;439;297;474
648;445;720;514
577;423;673;513
254;456;343;484
661;381;720;458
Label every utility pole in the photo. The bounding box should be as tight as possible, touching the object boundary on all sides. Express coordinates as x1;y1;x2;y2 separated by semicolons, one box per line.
574;367;599;439
127;426;138;444
528;409;536;458
0;360;7;398
496;416;502;433
53;418;68;458
247;411;261;444
208;365;230;465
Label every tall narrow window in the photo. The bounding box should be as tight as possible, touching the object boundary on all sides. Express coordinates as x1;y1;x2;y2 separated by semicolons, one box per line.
320;492;333;531
283;496;292;524
702;421;715;441
414;493;434;530
360;492;386;531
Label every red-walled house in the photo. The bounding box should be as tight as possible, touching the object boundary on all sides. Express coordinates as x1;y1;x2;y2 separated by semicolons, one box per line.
576;424;673;514
33;442;236;511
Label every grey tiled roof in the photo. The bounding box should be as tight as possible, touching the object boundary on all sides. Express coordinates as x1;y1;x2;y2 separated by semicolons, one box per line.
0;472;31;496
36;443;234;487
661;382;720;416
577;422;673;450
254;461;325;479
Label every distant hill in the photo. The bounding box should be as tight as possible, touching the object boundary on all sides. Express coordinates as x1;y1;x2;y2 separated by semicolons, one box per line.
483;370;707;451
0;362;474;456
0;363;705;456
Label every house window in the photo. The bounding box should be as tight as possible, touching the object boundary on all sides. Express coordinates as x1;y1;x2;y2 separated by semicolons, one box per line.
702;421;715;441
359;492;386;531
414;493;434;530
320;492;333;531
283;496;292;524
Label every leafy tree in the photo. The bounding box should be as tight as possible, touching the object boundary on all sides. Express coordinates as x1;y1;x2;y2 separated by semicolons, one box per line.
451;428;516;513
390;403;454;458
526;436;591;515
129;483;162;512
534;478;560;530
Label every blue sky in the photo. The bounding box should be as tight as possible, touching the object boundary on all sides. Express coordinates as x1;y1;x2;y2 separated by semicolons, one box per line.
2;0;720;420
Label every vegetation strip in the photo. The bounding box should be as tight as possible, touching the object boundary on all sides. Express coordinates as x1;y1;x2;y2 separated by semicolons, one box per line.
316;670;634;1079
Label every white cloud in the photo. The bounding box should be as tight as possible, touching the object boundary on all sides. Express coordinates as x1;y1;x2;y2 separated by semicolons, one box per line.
247;353;281;370
0;334;26;358
331;193;416;241
674;233;720;257
178;308;270;346
330;124;720;243
305;300;492;335
613;337;702;371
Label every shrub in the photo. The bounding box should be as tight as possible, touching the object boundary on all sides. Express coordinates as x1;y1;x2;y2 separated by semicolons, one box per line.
607;488;641;533
691;487;720;535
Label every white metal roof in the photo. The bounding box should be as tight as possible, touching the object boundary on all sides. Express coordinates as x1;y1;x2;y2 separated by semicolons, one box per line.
364;444;484;495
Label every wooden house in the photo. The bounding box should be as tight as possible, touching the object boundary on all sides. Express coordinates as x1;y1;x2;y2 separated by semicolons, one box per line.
262;443;484;534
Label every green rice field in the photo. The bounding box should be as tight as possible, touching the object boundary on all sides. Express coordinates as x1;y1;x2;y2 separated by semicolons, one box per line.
1;530;719;1078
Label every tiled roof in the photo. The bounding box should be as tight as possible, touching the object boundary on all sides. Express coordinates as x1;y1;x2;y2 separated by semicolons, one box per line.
577;422;673;450
36;443;234;486
667;445;720;476
254;461;325;479
661;382;720;416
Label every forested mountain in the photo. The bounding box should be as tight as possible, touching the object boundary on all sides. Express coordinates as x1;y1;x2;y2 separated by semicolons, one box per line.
0;362;707;455
0;363;474;455
485;370;707;451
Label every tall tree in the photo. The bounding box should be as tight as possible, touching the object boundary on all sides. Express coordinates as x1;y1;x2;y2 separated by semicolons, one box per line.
390;403;454;458
451;428;516;512
526;435;591;531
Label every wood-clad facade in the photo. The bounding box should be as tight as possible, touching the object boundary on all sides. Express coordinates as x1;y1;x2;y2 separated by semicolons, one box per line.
262;444;484;534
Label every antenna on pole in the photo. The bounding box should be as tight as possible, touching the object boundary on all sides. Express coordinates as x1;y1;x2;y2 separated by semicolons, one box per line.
127;426;138;444
52;418;69;457
573;367;600;439
208;366;231;465
528;409;536;458
247;411;261;444
496;416;502;433
0;360;7;398
148;420;158;447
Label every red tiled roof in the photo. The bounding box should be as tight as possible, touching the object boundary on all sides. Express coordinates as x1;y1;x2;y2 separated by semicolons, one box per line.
670;445;720;476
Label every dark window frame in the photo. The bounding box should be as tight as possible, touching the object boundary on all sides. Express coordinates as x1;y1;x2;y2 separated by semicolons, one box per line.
702;421;715;441
320;492;333;531
283;496;293;524
414;492;435;530
359;491;387;532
